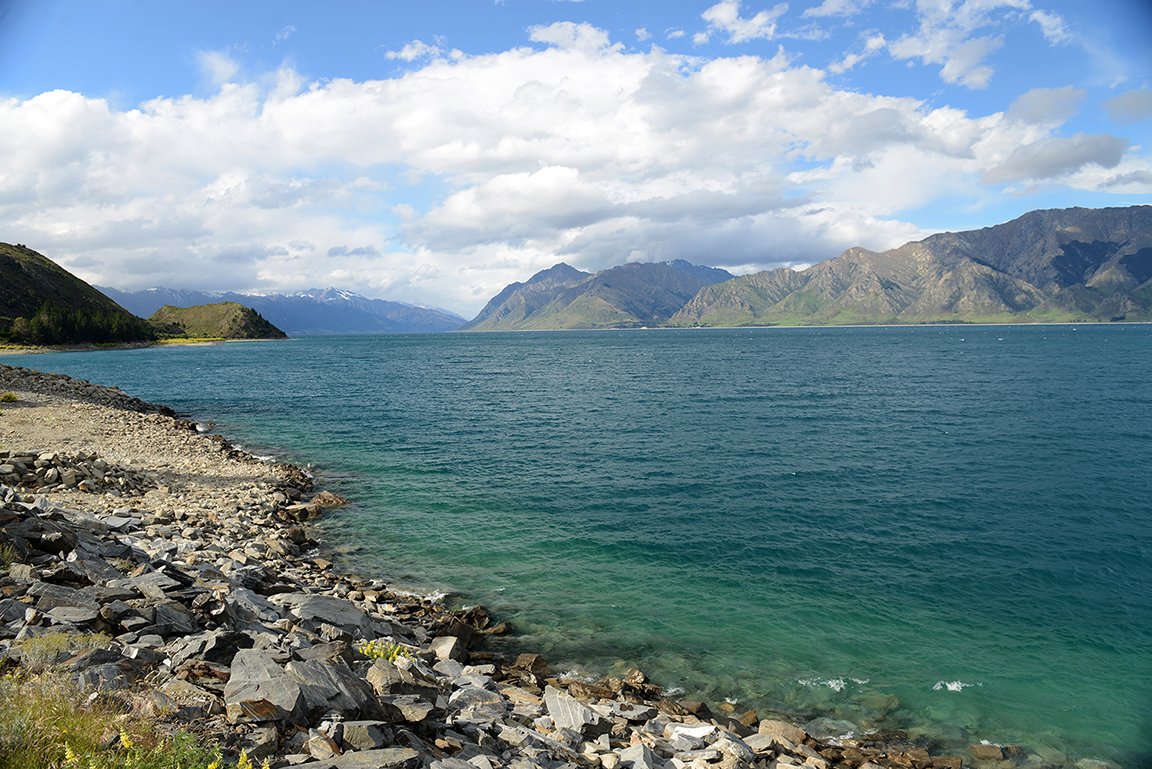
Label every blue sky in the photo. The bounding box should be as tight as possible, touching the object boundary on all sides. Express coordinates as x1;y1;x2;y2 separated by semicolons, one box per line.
1;0;1150;315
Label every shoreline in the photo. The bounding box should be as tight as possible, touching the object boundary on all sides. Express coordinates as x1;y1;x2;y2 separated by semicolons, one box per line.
0;362;1121;769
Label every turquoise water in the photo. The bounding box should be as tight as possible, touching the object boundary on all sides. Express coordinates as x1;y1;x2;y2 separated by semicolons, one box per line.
6;325;1151;767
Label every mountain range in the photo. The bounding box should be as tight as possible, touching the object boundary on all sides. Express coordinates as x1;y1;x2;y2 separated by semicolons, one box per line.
668;205;1152;326
96;286;465;335
460;205;1152;330
459;260;735;330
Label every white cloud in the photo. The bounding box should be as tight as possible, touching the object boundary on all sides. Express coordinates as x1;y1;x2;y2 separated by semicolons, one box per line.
275;25;296;43
636;28;651;42
700;0;790;44
385;40;442;61
802;0;873;19
886;0;1038;90
1103;88;1152;125
195;50;240;86
528;21;615;52
0;21;1143;315
1029;9;1071;45
1007;86;1085;125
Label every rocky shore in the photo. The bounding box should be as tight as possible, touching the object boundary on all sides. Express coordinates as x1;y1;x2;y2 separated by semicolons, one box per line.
0;363;1102;769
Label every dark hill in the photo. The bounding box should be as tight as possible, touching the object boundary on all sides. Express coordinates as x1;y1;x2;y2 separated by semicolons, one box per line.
0;243;154;344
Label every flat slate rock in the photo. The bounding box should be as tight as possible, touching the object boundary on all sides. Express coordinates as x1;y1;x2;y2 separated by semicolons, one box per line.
307;747;421;769
269;593;376;638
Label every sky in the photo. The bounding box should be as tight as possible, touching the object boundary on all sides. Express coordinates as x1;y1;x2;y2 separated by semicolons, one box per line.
1;0;1150;317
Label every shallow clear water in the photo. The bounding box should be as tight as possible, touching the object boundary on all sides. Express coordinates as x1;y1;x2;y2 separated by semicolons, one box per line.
7;325;1151;767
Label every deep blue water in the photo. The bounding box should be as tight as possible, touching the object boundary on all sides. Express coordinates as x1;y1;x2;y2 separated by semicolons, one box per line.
6;325;1151;767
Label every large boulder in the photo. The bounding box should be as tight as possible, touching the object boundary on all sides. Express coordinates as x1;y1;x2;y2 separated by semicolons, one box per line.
269;593;376;638
286;658;382;719
223;648;309;725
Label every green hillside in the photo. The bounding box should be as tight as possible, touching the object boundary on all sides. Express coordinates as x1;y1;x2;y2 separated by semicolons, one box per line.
0;242;154;344
149;302;288;339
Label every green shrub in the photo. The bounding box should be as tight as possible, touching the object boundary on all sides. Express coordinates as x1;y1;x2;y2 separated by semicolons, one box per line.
0;393;15;403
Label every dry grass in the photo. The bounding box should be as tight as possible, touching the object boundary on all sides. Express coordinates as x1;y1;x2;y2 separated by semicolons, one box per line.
0;669;229;768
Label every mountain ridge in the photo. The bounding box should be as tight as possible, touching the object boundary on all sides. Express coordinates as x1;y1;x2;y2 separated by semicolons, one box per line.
97;286;464;335
668;205;1152;327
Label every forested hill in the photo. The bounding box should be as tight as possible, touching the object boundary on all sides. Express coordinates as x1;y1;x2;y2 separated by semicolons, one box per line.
0;243;154;345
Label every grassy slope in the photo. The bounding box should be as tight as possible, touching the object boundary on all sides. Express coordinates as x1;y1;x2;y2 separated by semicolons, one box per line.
149;302;288;339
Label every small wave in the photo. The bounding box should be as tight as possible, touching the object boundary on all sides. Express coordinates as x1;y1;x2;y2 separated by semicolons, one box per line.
932;680;980;692
664;686;685;696
799;678;847;692
560;669;596;683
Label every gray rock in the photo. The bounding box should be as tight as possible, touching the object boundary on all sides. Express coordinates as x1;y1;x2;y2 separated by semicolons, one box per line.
77;663;129;691
448;685;506;725
545;685;604;735
433;659;466;679
27;582;99;612
341;721;392;751
430;635;465;661
308;747;421;769
46;606;99;625
286;658;381;719
148;600;198;636
743;734;776;754
66;558;124;585
307;728;343;760
241;725;281;761
714;735;756;763
758;720;807;746
620;743;661;769
223;648;308;724
611;701;657;722
270;593;376;638
379;694;436;723
228;587;280;624
0;599;25;623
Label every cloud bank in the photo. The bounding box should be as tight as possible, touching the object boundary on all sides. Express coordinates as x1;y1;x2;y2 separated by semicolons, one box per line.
0;16;1148;316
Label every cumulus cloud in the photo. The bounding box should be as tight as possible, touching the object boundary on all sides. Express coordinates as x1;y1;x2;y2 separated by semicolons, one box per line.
1007;86;1085;125
698;0;789;44
1103;88;1152;125
982;133;1129;185
0;21;1142;315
